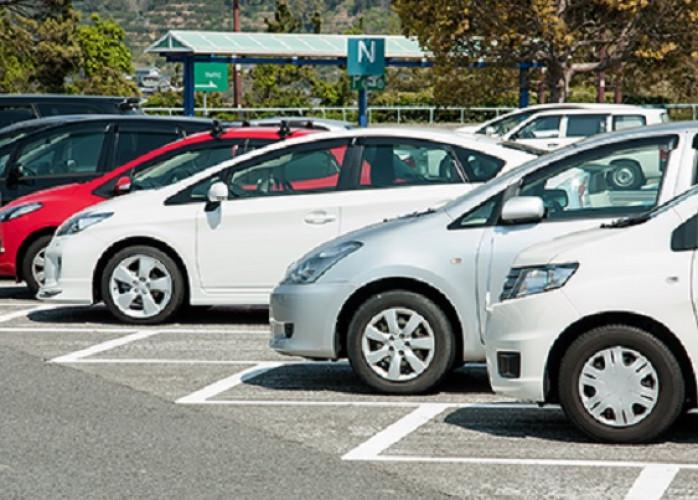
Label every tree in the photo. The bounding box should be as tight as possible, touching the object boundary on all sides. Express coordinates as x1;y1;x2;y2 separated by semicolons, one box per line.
394;0;698;102
0;1;136;95
67;14;137;95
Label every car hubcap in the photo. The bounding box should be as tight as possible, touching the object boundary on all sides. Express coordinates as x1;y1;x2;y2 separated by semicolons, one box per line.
361;307;435;382
31;247;46;287
578;346;659;428
109;255;172;319
612;167;635;188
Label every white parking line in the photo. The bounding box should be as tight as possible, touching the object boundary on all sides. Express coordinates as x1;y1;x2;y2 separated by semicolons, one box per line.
0;304;58;323
342;403;451;460
625;464;680;500
49;330;161;363
176;362;283;404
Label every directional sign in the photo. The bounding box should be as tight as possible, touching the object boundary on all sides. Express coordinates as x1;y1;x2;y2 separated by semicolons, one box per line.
350;75;386;91
194;63;229;92
347;38;385;76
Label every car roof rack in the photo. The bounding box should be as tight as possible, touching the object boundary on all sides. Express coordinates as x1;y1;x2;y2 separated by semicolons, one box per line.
278;120;292;139
210;119;225;139
118;97;141;111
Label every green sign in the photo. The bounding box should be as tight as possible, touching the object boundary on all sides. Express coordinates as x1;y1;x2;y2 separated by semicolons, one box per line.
350;75;386;91
194;63;229;92
347;38;385;76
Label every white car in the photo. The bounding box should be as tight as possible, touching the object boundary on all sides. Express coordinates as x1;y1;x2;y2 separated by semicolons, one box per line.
455;103;661;137
269;121;698;394
486;185;698;443
37;128;534;324
503;107;668;151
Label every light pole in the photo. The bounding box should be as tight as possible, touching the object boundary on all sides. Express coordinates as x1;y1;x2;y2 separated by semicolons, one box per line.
233;0;242;108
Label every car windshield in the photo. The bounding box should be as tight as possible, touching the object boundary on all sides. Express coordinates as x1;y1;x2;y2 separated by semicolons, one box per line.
0;130;28;149
477;111;534;136
132;144;247;190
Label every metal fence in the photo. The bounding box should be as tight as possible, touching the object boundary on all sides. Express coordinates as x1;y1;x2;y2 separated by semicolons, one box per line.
142;104;698;124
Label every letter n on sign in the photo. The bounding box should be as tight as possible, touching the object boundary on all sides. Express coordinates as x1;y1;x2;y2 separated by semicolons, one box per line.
347;38;385;76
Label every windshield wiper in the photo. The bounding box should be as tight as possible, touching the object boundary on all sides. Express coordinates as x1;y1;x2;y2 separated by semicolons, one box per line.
601;213;651;229
383;208;436;223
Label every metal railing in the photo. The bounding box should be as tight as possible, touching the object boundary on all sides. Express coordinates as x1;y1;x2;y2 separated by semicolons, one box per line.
143;105;516;124
142;103;698;124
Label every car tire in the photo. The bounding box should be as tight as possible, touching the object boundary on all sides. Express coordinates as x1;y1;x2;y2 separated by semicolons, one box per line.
21;234;52;295
101;245;185;325
347;290;455;394
558;324;685;443
607;159;645;191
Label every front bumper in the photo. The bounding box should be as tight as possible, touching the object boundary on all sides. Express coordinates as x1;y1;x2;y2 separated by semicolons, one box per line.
485;290;579;403
269;281;354;359
37;235;97;305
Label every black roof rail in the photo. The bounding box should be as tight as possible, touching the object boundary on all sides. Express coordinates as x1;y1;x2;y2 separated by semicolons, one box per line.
210;119;224;139
278;120;291;139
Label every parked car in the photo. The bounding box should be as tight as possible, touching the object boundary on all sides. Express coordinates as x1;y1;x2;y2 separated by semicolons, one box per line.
0;94;141;129
268;121;698;394
0;114;220;205
37;129;536;323
455;103;664;136
503;108;668;151
0;124;317;293
486;185;698;443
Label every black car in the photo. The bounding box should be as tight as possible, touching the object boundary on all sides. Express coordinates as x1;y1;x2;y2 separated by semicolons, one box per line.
0;94;142;129
0;115;217;204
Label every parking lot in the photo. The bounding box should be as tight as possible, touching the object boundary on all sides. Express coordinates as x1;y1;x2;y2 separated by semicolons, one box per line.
2;279;697;498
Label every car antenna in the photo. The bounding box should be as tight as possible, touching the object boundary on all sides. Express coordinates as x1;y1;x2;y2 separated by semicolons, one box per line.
305;120;314;129
211;119;224;139
279;120;291;139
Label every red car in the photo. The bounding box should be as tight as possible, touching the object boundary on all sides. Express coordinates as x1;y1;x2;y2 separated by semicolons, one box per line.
0;125;317;293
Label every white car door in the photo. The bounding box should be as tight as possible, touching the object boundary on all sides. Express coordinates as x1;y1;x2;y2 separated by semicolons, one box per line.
477;134;681;333
194;139;351;301
338;138;503;233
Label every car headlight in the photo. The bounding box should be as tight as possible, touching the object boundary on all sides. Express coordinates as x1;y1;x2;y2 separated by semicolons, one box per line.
0;202;42;222
283;241;362;284
500;263;578;301
56;212;113;236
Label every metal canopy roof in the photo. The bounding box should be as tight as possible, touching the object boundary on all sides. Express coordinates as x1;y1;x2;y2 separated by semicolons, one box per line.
147;30;429;60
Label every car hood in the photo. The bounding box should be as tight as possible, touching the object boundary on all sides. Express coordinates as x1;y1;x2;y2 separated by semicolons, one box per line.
514;226;622;267
3;183;82;207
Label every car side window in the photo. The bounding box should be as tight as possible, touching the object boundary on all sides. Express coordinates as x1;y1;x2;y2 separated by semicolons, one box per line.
114;130;180;167
228;144;345;197
513;115;562;140
358;141;463;188
566;115;607;137
0;105;36;129
517;136;677;221
15;129;107;177
453;147;505;182
613;115;646;131
449;194;502;229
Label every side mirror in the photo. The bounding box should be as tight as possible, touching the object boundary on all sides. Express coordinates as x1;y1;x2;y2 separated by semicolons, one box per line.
485;125;497;136
501;196;545;224
114;176;132;195
207;182;229;203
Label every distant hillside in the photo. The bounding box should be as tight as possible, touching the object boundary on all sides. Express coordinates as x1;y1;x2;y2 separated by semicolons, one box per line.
73;0;400;63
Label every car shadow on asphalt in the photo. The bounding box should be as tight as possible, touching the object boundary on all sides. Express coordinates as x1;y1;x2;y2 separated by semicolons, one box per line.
26;305;270;326
0;284;34;301
243;362;494;397
444;405;698;445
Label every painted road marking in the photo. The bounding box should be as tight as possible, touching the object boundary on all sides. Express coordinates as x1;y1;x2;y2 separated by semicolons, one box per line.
0;304;58;323
342;403;450;460
625;464;680;500
176;362;283;404
49;330;162;363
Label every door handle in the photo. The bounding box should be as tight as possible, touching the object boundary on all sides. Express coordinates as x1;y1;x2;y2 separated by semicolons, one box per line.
547;143;559;148
304;211;337;225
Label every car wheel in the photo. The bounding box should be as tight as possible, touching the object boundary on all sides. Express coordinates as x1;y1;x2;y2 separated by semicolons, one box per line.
559;324;685;443
21;234;52;295
347;290;455;394
101;246;185;325
607;159;645;190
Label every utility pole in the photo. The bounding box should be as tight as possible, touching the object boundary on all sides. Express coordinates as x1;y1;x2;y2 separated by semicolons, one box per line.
233;0;242;108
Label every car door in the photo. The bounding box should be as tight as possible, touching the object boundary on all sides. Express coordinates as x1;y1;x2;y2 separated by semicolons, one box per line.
193;139;351;300
2;123;111;203
338;138;492;233
508;115;564;150
477;134;681;335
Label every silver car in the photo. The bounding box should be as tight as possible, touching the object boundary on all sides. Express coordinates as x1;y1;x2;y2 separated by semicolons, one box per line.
270;121;698;394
